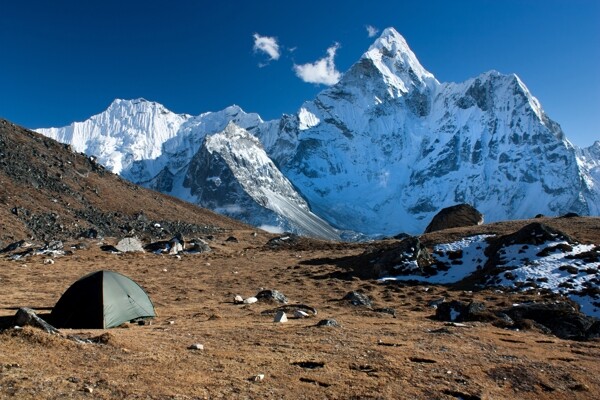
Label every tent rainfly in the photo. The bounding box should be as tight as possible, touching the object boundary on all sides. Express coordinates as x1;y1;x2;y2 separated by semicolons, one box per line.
50;270;156;329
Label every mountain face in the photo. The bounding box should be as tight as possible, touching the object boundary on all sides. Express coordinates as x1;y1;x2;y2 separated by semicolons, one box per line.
36;27;600;238
182;122;340;239
37;99;189;175
257;28;599;235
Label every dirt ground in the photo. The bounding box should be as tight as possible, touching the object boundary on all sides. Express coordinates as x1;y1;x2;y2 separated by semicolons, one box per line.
1;223;600;400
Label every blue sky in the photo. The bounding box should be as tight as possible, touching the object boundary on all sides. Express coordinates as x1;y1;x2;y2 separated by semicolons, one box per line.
0;0;598;146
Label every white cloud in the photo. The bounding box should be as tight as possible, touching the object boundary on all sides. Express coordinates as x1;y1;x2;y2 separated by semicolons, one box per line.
253;33;280;61
366;25;379;38
293;43;341;86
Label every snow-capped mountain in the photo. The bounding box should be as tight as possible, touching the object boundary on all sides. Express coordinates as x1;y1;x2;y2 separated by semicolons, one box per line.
578;141;600;188
36;27;600;238
124;104;263;185
182;122;340;239
257;27;599;235
37;99;190;175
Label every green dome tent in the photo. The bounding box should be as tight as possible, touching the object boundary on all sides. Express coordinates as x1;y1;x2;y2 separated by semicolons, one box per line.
51;270;156;329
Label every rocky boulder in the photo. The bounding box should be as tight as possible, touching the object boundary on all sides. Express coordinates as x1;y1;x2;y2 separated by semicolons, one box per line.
435;301;496;323
14;307;59;334
424;204;483;233
365;236;435;278
434;299;600;340
115;237;145;253
425;204;483;233
504;301;600;341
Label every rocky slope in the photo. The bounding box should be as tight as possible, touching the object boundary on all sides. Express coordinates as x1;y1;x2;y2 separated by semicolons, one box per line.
0;118;248;247
182;122;340;239
36;28;600;237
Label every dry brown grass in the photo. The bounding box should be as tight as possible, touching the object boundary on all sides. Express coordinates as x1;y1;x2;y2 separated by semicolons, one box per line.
1;224;599;399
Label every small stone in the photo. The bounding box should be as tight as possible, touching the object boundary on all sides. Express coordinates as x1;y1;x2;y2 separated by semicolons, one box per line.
445;322;468;327
83;386;93;393
317;319;340;327
253;374;265;381
243;297;258;304
43;258;55;265
234;295;244;304
428;297;445;308
188;343;204;350
274;311;288;323
342;291;372;307
294;310;310;319
256;289;288;304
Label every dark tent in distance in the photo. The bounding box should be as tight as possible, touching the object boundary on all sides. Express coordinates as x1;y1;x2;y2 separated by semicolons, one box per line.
50;270;156;329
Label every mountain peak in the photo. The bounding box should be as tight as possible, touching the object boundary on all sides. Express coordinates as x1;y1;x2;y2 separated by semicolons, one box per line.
107;98;166;112
361;27;438;93
370;27;411;52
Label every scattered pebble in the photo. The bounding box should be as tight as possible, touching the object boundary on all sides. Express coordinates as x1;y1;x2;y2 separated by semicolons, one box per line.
188;343;204;350
253;374;265;381
294;310;310;318
243;297;258;304
43;258;55;265
234;295;244;304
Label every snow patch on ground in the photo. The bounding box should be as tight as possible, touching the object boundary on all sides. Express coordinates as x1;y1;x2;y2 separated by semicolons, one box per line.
381;235;600;317
381;235;492;284
495;241;600;317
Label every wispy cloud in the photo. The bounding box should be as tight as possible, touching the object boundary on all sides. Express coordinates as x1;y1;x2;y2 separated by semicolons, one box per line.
253;33;280;61
366;25;379;38
293;43;341;86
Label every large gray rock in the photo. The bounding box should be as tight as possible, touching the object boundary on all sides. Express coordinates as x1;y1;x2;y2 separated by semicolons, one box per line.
116;237;145;253
14;307;59;334
424;204;483;233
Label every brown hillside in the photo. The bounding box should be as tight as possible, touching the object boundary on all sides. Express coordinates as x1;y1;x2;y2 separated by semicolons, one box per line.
0;119;249;246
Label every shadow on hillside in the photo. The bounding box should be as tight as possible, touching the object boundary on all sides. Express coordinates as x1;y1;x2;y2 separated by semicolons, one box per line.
299;254;369;281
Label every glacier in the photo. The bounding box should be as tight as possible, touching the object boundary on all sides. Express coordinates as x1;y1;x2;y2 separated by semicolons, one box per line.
36;27;600;238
